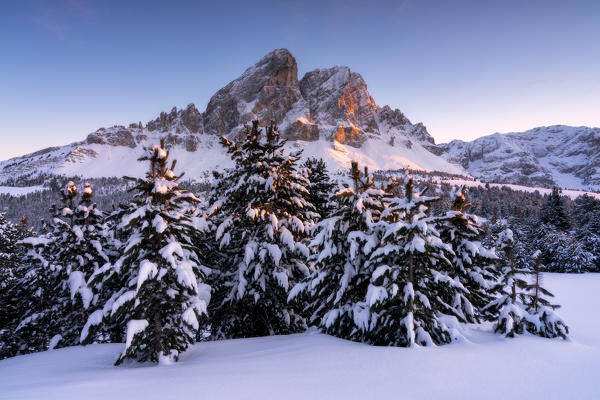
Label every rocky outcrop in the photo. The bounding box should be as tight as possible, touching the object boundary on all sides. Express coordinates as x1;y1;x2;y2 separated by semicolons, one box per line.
65;147;98;163
147;104;203;134
283;118;319;141
86;127;137;148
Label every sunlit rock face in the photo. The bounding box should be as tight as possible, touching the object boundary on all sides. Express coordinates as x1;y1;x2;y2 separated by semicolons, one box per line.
297;66;378;146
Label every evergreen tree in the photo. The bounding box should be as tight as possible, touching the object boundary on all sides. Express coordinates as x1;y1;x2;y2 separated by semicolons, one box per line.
1;233;54;357
363;172;465;346
289;161;386;342
1;182;112;358
536;228;595;273
0;213;22;355
18;216;36;239
0;212;20;294
82;140;210;364
539;187;571;231
487;225;569;339
302;157;336;221
521;251;569;339
209;120;315;339
438;186;499;323
572;194;600;228
573;195;600;271
485;228;530;337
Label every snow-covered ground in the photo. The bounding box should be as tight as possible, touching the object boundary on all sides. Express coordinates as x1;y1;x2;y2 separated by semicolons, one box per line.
1;273;599;400
440;179;600;200
0;186;46;196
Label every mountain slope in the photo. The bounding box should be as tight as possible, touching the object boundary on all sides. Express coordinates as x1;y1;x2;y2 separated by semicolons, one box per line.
441;125;600;190
0;49;464;183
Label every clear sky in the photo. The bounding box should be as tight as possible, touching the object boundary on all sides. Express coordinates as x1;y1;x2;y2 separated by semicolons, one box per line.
1;0;599;160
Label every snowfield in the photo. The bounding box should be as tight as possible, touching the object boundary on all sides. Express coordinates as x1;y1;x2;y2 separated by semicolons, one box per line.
439;179;600;200
0;186;46;196
1;273;599;400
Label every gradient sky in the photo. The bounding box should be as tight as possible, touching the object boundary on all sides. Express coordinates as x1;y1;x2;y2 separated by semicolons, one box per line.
1;0;599;160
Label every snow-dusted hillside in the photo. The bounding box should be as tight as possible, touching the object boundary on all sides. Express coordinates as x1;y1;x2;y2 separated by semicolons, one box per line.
0;273;598;400
436;178;600;200
0;49;464;183
0;133;463;183
441;125;600;191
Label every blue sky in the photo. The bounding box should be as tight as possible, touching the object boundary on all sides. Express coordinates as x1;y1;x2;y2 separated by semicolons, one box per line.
1;0;599;160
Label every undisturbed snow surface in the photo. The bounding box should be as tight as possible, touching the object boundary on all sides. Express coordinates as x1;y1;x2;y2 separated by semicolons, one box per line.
1;273;599;400
0;186;45;196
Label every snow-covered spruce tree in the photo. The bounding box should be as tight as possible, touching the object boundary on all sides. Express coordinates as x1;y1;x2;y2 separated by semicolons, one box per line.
17;216;36;240
438;186;499;323
485;228;530;337
539;187;571;231
302;157;336;221
0;234;53;358
0;213;23;354
363;172;466;346
0;212;20;294
1;181;110;357
289;161;386;342
575;212;600;271
82;139;210;365
208;120;316;339
66;183;116;342
534;225;595;273
521;251;568;339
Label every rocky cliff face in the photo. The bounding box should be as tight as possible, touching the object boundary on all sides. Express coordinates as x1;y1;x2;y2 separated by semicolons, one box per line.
296;67;377;146
441;125;600;190
204;48;303;137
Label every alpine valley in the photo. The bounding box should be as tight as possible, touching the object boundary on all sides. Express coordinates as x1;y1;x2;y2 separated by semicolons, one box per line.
1;49;598;191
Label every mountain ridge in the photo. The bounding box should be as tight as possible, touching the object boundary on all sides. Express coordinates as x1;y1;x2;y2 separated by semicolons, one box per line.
440;124;600;191
0;48;464;182
1;49;598;191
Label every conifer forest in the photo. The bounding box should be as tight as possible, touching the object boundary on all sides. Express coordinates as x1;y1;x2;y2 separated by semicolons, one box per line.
4;120;597;365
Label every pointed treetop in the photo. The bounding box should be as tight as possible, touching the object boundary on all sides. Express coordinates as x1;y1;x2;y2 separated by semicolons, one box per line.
61;181;78;206
451;186;469;212
405;172;414;202
81;183;93;204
